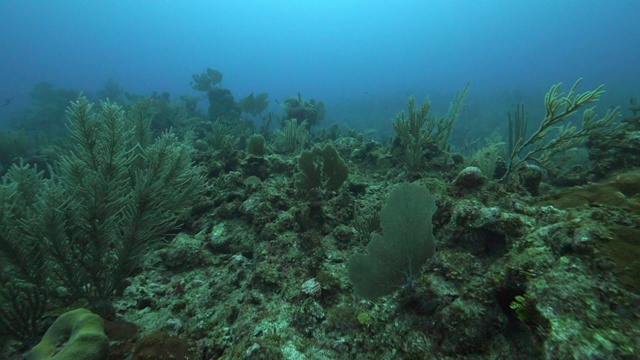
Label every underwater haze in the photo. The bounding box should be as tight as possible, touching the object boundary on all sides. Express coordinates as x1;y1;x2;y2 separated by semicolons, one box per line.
3;2;640;358
1;0;639;129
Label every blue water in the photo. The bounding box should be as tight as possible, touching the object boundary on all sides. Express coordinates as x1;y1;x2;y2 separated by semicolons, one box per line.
1;0;638;132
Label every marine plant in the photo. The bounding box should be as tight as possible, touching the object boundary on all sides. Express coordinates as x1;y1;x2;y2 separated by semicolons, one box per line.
629;97;639;118
470;135;505;179
191;67;223;91
191;68;240;121
279;93;325;127
0;97;204;331
393;83;469;170
503;79;621;180
295;144;349;197
247;134;266;156
204;121;233;150
0;163;48;344
348;182;436;300
352;205;381;242
274;119;308;154
96;77;126;104
238;92;269;117
0;130;30;174
9;82;79;140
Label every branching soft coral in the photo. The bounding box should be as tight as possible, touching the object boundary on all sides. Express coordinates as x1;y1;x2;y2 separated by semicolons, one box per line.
0;97;204;328
503;79;621;181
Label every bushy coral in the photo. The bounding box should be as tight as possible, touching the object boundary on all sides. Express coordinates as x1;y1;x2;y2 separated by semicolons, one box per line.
279;93;325;127
504;79;621;181
295;144;348;196
191;68;223;92
0;97;204;328
238;92;269;116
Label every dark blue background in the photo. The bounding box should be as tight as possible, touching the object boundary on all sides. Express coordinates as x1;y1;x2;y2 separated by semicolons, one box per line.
1;1;638;132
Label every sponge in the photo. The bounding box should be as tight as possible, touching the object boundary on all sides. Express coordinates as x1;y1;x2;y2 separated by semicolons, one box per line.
25;308;109;360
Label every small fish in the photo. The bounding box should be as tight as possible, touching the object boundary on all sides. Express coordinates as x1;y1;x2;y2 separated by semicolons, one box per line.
2;97;14;107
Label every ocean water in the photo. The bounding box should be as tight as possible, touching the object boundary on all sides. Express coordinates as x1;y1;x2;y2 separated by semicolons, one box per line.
1;0;638;135
2;2;640;358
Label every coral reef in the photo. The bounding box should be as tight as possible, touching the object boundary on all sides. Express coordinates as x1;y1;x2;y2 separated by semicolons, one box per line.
0;97;204;355
1;78;638;359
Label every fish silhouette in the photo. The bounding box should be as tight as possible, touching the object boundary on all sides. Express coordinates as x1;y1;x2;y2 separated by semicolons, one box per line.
2;97;14;107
